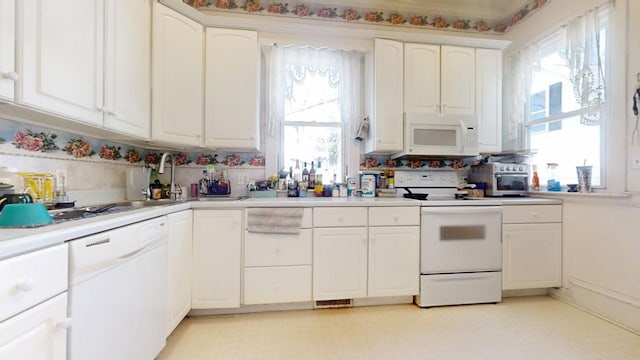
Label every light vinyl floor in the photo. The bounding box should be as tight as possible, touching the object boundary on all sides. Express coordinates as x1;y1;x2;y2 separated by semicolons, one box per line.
158;296;640;360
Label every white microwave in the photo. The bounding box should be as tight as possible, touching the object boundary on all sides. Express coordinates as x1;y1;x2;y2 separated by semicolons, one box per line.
392;113;479;158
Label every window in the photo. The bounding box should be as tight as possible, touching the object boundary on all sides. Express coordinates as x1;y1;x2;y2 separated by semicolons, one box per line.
268;46;362;183
523;8;608;188
283;67;342;181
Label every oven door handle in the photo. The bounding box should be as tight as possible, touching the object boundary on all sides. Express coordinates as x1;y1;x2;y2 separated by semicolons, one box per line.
421;206;502;215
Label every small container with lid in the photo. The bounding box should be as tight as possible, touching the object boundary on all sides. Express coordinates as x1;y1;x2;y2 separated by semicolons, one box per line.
361;174;376;197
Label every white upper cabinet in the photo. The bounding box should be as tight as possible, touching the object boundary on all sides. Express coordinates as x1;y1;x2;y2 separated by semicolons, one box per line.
19;0;151;138
19;0;105;125
204;28;260;151
103;0;150;138
404;43;440;114
476;48;503;154
364;38;404;154
440;46;475;115
0;0;15;101
404;44;475;116
151;3;204;147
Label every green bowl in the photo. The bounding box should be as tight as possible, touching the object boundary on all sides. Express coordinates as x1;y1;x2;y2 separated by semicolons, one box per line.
0;203;53;227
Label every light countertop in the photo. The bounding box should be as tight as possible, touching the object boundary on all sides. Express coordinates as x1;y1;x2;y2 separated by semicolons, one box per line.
0;196;561;260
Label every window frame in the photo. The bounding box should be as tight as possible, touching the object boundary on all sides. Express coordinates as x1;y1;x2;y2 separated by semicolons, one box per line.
523;13;609;190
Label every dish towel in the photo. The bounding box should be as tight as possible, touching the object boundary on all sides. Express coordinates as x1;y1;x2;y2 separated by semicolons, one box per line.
247;208;304;234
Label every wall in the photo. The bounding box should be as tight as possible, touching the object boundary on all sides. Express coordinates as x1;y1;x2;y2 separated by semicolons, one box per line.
506;0;640;333
0;117;266;205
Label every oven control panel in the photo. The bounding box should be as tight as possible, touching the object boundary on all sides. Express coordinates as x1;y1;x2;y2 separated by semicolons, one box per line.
394;171;458;188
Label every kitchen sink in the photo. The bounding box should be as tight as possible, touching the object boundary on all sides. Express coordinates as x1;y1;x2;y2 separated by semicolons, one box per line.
114;199;183;208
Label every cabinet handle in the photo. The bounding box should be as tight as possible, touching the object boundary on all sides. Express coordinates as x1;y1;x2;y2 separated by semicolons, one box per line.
56;318;73;330
442;103;448;114
531;212;538;218
436;104;442;113
15;277;36;292
2;71;18;81
393;216;399;223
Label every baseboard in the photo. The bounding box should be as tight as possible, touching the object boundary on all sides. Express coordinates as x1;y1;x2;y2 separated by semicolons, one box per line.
503;288;550;298
550;279;640;335
187;296;414;316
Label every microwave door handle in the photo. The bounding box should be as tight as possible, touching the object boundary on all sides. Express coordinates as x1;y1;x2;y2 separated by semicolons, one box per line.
459;120;467;153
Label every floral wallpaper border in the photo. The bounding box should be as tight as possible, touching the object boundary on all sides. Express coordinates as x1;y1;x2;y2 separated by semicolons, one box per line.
0;118;265;168
360;156;477;170
188;0;550;34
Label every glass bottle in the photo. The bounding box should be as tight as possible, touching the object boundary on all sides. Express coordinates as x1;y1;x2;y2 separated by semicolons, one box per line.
302;162;309;184
314;161;324;196
309;161;316;190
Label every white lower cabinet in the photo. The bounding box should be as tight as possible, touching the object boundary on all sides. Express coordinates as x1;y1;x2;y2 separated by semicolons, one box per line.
166;210;193;336
243;208;312;305
502;205;562;290
0;243;68;360
244;266;311;305
0;293;68;360
192;209;242;309
368;226;420;297
313;227;368;301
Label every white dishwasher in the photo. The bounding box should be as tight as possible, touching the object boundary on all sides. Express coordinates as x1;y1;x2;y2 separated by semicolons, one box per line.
68;217;168;360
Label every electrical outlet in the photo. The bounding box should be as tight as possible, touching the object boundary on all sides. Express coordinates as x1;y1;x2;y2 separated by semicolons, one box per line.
55;169;67;189
633;158;640;170
237;174;248;185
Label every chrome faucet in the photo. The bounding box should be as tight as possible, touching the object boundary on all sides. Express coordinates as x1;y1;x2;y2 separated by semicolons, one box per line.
158;152;181;200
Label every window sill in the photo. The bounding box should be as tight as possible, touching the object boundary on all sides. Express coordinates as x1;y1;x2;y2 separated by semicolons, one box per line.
528;191;632;199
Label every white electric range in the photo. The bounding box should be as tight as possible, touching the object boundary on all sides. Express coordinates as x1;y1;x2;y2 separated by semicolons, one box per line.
394;170;503;307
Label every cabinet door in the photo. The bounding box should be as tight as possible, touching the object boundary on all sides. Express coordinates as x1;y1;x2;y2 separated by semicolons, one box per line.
192;210;241;309
368;226;420;297
204;28;260;151
151;3;203;146
0;293;68;360
441;46;475;115
502;223;562;290
404;43;440;114
20;0;104;124
103;0;150;138
0;0;15;101
476;49;502;153
313;227;367;300
365;38;404;154
166;210;193;336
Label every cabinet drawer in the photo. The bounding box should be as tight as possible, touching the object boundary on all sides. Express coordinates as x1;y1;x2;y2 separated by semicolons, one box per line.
502;205;562;224
313;207;367;227
244;229;312;266
369;207;420;226
243;266;311;305
0;244;68;322
245;208;312;229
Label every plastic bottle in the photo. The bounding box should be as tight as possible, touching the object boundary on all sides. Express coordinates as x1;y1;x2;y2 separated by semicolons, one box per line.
387;169;395;188
199;170;209;195
532;165;540;191
546;163;561;191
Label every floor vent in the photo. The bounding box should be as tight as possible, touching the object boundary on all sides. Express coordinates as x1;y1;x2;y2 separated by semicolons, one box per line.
314;299;353;309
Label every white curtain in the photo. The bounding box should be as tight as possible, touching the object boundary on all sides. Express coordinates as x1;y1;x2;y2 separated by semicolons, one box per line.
504;44;539;147
562;6;608;126
267;45;362;176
